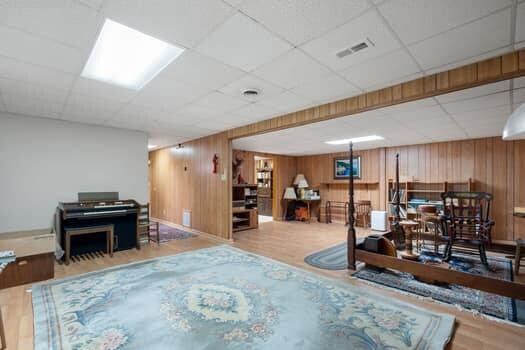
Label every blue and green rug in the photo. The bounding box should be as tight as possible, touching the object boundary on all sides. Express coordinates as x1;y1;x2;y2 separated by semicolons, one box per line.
33;246;454;349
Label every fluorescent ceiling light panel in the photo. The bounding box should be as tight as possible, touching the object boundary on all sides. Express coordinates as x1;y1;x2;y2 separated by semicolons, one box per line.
82;19;184;90
325;135;384;145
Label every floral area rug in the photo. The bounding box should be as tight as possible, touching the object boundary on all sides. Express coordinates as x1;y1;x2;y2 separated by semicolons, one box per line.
33;245;454;350
353;249;523;324
156;223;195;242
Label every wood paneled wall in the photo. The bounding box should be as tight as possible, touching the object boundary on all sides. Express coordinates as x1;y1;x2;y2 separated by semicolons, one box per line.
296;149;385;222
292;137;525;243
232;149;297;220
385;137;525;243
149;132;231;240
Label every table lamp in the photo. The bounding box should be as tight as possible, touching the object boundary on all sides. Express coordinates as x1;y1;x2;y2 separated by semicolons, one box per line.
283;187;297;200
297;179;309;199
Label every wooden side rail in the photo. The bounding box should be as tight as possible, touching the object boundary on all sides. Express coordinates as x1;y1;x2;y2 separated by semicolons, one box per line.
65;225;114;265
323;201;349;224
355;249;525;300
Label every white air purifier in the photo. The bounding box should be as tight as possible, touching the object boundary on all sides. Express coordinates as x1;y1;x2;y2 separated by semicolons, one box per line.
371;210;388;231
182;210;191;227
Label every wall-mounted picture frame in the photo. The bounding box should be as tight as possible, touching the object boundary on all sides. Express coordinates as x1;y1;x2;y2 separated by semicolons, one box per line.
333;156;361;179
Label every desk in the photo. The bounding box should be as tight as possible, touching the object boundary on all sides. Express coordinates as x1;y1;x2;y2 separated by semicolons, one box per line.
283;198;320;223
0;250;15;349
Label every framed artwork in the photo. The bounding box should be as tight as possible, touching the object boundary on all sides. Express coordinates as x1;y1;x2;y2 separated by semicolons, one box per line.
333;156;361;179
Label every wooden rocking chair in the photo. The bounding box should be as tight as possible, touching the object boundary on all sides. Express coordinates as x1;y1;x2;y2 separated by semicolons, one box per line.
440;192;494;265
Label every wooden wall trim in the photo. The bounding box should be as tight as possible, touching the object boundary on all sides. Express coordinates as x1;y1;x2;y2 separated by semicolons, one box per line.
227;49;525;140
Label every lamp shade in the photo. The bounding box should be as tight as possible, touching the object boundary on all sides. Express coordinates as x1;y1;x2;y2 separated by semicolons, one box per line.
503;103;525;140
283;187;297;200
297;179;309;188
293;174;306;185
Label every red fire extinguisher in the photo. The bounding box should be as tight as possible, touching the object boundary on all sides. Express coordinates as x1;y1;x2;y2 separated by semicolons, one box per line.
212;154;218;174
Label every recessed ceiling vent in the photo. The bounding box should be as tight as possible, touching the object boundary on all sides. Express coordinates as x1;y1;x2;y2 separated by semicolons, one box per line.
243;89;259;97
336;38;374;58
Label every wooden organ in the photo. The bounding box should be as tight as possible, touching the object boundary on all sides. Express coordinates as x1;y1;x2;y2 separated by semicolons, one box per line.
56;192;139;258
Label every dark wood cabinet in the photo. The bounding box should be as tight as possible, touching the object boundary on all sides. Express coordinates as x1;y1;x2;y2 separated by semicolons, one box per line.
0;253;54;289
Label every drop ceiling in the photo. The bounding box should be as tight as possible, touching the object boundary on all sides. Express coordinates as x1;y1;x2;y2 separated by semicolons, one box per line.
232;78;525;156
0;0;523;149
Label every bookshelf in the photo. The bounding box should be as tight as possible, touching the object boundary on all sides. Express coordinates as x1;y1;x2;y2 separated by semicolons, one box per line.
232;184;258;232
387;179;474;218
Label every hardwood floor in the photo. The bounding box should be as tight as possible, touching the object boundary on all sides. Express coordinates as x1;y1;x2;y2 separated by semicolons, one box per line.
1;221;524;349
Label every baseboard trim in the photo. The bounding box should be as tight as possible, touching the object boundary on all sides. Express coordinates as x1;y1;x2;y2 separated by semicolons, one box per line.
151;218;233;244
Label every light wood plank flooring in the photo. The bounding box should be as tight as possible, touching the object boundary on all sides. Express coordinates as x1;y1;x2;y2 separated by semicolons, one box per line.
1;221;524;349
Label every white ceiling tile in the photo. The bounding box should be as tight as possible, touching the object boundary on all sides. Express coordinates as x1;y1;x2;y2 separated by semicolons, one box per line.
236;0;370;45
379;0;512;45
513;87;525;104
193;91;249;113
65;92;125;117
253;49;333;89
441;91;510;114
177;104;221;120
0;25;85;73
219;74;284;102
2;0;102;50
71;77;138;103
196;13;292;71
436;80;511;104
0;55;75;91
74;0;104;10
301;10;401;71
228;102;281;124
4;96;63;119
366;72;424;92
258;91;314;114
133;78;212;110
391;105;449;123
102;0;234;48
465;127;502;139
452;105;510;127
408;9;512;70
515;77;525;89
159;50;245;90
517;2;525;44
341;48;420;90
291;72;360;104
0;77;70;104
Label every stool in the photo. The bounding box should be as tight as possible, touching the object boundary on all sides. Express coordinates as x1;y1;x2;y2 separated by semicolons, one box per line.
400;220;419;260
515;239;525;275
65;225;114;265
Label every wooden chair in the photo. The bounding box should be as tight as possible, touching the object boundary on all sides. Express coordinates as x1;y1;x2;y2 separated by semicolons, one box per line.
137;203;159;248
355;200;371;228
440;192;494;265
416;205;441;254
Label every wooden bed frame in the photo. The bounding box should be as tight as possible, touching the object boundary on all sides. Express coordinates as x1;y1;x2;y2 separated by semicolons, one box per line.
346;143;525;300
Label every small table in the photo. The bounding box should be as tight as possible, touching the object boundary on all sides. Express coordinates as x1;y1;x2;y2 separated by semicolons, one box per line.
400;220;420;260
65;225;114;265
0;250;15;350
283;198;320;223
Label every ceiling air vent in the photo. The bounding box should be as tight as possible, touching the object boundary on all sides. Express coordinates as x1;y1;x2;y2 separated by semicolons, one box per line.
336;38;374;58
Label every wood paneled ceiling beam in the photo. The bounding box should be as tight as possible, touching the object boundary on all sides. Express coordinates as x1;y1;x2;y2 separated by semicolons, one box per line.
228;49;525;140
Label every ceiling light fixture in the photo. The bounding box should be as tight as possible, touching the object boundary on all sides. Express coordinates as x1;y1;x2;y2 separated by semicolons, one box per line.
147;144;158;150
82;19;185;90
502;103;525;140
325;135;384;145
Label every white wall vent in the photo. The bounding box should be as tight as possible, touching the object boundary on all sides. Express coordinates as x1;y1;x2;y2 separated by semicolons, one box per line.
336;38;374;58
